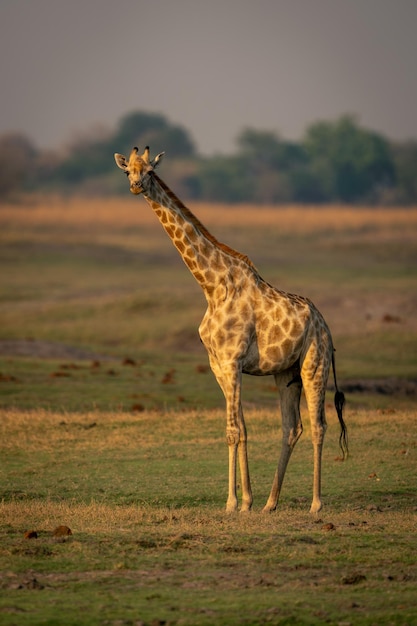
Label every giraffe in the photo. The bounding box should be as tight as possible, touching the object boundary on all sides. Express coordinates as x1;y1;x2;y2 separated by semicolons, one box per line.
114;146;348;514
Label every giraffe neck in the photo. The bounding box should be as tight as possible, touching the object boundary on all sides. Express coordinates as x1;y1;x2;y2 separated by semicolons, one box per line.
143;173;257;299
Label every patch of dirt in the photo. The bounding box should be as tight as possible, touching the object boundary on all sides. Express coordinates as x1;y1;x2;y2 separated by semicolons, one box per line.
340;378;417;397
0;340;415;397
0;339;110;362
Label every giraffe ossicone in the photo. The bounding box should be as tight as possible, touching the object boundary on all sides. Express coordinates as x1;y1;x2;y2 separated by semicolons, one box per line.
114;146;348;514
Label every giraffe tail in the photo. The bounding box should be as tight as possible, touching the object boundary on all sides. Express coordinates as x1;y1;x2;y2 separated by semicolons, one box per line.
332;350;348;460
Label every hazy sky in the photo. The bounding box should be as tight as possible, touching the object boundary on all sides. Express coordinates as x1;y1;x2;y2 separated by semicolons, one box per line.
1;0;416;155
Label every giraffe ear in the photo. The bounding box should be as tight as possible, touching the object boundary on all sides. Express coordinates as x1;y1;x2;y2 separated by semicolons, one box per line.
151;151;165;169
114;153;128;171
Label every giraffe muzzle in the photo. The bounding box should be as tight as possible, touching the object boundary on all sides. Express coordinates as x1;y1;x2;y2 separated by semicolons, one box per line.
130;183;143;195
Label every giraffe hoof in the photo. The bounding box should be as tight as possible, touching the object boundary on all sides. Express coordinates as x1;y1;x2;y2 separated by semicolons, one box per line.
309;501;323;515
262;505;276;514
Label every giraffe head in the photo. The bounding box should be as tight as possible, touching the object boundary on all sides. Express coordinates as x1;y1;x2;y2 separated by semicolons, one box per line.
114;146;164;195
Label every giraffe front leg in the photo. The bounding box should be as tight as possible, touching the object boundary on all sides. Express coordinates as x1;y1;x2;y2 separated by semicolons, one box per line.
226;426;239;513
225;398;253;513
210;356;252;512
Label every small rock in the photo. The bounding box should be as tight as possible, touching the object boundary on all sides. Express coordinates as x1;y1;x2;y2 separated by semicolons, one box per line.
23;530;38;539
122;357;137;366
14;577;44;590
341;573;366;585
52;525;72;537
161;369;176;384
366;504;383;512
382;313;401;323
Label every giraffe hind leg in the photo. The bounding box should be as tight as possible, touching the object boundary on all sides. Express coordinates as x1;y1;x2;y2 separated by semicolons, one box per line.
302;373;328;515
263;368;303;513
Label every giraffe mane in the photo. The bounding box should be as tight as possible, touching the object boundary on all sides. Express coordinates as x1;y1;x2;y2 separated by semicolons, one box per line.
151;173;258;272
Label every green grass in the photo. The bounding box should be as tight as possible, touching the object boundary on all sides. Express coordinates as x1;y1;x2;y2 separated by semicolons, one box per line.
337;328;417;379
0;408;416;625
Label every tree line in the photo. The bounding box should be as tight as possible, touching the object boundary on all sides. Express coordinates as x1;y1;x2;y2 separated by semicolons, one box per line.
1;110;416;204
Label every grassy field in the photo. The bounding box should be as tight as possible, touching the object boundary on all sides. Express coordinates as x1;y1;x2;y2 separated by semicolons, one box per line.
0;195;417;624
1;408;416;625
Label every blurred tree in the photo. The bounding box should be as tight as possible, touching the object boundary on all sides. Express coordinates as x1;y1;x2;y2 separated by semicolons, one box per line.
113;111;195;158
288;165;327;203
53;124;113;184
391;140;417;204
235;128;308;203
8;110;415;205
197;156;248;202
0;133;37;197
237;128;306;169
303;115;395;203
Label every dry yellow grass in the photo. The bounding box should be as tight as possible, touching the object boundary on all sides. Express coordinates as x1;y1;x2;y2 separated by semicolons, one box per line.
2;195;417;235
0;499;153;535
0;407;224;453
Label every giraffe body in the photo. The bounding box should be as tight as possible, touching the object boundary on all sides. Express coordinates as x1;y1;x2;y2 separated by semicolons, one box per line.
115;147;347;514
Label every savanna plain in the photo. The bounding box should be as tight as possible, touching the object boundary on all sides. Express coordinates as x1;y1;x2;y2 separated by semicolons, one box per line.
0;196;416;625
